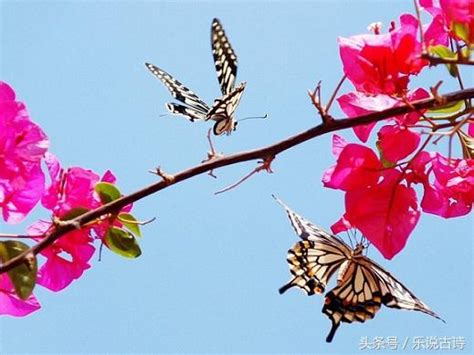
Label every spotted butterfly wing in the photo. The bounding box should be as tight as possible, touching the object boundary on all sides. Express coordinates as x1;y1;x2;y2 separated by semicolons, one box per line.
145;63;211;121
211;18;238;95
274;196;351;295
275;196;444;343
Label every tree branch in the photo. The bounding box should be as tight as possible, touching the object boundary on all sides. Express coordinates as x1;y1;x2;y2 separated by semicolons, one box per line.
1;87;473;274
422;54;474;66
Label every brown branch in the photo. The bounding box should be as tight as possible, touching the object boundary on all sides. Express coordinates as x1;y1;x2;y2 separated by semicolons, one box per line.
1;87;474;274
422;54;474;66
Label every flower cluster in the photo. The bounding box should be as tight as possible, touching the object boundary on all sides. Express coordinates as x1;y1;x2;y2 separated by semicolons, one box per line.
0;81;139;316
323;0;473;259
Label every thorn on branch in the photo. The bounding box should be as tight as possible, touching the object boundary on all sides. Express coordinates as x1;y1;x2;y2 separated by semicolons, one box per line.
308;82;334;125
215;156;275;195
150;166;175;185
430;81;447;106
53;216;81;230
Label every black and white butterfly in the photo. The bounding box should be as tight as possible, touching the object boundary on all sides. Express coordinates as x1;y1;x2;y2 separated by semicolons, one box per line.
274;196;444;343
145;18;245;135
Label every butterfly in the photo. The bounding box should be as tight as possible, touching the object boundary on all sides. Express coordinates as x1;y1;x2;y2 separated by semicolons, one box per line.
145;18;246;135
274;196;444;343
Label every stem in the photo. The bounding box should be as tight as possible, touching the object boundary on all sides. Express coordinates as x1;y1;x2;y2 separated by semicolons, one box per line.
1;87;474;274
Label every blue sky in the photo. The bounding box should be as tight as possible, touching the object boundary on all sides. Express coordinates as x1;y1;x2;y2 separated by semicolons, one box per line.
0;1;472;354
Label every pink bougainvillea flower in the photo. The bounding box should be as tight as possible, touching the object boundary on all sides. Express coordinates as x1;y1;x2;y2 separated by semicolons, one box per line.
28;220;95;292
29;155;127;291
28;155;102;291
0;274;41;316
337;92;396;142
337;88;429;142
421;154;474;218
377;124;421;163
342;170;421;259
440;0;474;43
323;143;382;191
0;81;49;223
405;150;435;185
339;14;427;96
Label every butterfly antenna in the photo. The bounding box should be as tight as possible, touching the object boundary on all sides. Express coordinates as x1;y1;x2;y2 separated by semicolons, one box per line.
236;113;268;122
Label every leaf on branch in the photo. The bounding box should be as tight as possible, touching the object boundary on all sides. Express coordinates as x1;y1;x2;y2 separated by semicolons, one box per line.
118;213;142;237
428;45;458;77
95;182;122;204
427;99;464;115
451;22;470;44
0;241;38;300
104;227;141;259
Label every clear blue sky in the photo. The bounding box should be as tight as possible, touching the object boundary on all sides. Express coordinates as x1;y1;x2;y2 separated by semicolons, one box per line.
1;1;472;354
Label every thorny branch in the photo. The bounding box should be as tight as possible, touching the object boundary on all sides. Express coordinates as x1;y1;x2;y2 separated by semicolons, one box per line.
1;87;474;274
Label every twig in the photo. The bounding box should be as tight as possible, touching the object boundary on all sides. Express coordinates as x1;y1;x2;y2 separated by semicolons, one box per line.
214;156;274;195
0;234;41;239
326;75;347;113
150;166;175;185
308;81;335;124
1;87;474;274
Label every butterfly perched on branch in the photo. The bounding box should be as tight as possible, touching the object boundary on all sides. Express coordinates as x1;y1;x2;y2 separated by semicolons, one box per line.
145;18;246;135
274;196;444;343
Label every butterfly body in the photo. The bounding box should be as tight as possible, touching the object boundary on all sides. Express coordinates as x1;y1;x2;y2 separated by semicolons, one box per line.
274;196;444;343
146;18;244;135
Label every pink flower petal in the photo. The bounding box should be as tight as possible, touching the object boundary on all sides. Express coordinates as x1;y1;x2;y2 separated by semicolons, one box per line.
322;143;382;191
0;274;41;317
377;124;421;163
344;170;421;259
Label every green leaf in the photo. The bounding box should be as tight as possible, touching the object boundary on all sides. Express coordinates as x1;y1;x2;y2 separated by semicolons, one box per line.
95;182;121;204
452;22;470;44
429;44;456;59
0;241;37;300
61;207;90;220
104;227;141;258
429;45;458;77
427;100;464;114
118;213;141;237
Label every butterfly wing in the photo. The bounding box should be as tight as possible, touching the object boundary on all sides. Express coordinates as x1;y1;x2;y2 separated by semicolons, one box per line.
166;103;208;122
322;256;444;343
208;82;246;135
274;196;351;296
322;261;384;342
145;62;211;117
360;257;444;321
211;18;238;95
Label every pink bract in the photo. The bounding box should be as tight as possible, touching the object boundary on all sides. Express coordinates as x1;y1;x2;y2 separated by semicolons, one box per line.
0;274;41;317
421;154;474;218
0;81;49;223
337;88;429;142
377;124;421;163
323;143;382;191
338;14;427;96
440;0;474;43
343;170;421;259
